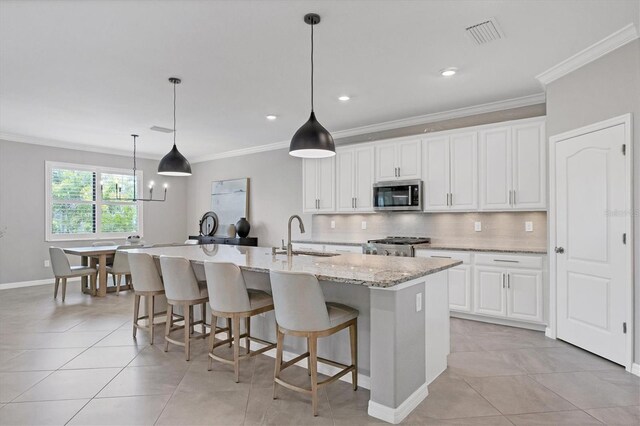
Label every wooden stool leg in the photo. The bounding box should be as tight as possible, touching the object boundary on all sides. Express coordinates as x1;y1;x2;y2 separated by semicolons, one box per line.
227;318;232;347
307;337;311;376
133;294;141;338
273;327;284;400
208;313;217;371
116;274;121;295
201;303;207;333
245;317;250;354
309;335;319;416
164;303;173;352
184;303;191;361
54;278;60;299
61;278;67;302
232;316;241;383
189;305;194;336
349;321;358;390
148;295;155;345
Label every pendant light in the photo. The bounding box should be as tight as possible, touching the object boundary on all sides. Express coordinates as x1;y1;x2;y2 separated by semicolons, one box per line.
289;13;335;158
158;77;192;176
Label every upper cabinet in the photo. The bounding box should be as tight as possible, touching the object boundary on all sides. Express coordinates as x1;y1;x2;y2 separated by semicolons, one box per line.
374;139;421;182
336;146;374;212
423;132;478;211
302;157;335;213
479;120;546;210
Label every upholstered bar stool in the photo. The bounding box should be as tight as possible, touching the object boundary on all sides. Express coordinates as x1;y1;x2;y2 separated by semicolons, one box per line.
106;246;133;294
49;247;97;302
160;256;225;361
128;252;168;344
204;261;276;382
269;270;358;417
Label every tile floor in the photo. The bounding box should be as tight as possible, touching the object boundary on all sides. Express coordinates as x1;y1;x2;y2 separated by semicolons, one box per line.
0;284;638;425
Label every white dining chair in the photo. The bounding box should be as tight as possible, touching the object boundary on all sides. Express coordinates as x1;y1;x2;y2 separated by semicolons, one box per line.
49;247;97;301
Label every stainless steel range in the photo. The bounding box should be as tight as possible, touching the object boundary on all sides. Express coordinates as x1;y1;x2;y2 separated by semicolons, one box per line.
362;236;431;257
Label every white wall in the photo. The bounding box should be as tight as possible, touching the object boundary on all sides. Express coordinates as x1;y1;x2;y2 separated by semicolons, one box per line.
545;39;640;364
0;139;189;284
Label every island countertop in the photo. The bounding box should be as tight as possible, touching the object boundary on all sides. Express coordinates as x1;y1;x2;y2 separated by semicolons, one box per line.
127;244;461;288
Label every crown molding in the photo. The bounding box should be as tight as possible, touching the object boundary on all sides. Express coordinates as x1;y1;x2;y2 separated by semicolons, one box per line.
191;92;545;163
536;23;639;86
0;132;161;160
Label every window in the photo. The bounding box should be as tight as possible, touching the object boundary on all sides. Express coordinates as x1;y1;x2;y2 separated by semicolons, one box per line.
45;162;143;241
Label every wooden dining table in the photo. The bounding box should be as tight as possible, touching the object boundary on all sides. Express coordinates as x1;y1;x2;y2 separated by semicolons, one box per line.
62;245;123;297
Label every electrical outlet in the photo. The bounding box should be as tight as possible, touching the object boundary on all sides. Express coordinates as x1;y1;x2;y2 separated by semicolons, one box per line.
415;293;422;312
330;220;335;229
361;221;367;230
474;221;482;232
525;221;533;232
44;260;50;268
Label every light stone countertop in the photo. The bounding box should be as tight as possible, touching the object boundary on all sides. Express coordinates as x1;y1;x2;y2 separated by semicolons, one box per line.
127;244;461;288
292;239;364;247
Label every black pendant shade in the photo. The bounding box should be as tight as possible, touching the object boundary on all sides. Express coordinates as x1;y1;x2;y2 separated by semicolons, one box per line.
289;111;335;158
158;144;192;176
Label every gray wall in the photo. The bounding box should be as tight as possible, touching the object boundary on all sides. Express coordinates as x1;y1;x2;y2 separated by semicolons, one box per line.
545;40;640;364
0;139;189;284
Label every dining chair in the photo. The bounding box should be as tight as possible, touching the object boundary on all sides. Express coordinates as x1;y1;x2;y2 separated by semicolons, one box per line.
105;246;135;294
49;247;97;302
269;270;358;417
204;261;275;382
128;252;168;344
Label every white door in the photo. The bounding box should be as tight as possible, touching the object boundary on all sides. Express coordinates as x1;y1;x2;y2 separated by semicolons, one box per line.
512;123;546;209
474;266;506;317
449;132;478;210
353;147;374;211
507;269;543;322
336;149;355;212
423;137;450;211
449;266;472;312
375;142;397;181
555;123;629;366
302;159;318;212
480;127;512;210
316;157;335;212
396;140;421;179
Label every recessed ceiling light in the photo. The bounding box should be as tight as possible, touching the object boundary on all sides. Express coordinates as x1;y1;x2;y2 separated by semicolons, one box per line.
441;68;457;77
266;115;277;120
338;95;350;101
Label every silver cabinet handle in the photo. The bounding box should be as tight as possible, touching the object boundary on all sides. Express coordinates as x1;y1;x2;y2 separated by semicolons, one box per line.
507;273;510;289
449;193;453;206
431;255;452;259
508;190;512;205
495;259;519;263
512;190;516;205
397;167;400;177
354;197;357;208
502;273;505;288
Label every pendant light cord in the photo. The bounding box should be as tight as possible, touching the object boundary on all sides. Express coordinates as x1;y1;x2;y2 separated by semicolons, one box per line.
310;21;314;112
132;134;137;201
173;81;177;147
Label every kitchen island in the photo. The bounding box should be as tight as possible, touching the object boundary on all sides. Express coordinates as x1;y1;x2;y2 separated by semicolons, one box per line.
127;244;461;424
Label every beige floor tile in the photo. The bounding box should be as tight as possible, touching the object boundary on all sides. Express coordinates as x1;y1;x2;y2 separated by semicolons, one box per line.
0;371;52;403
264;385;334;425
0;331;110;350
507;410;603;425
93;328;153;347
251;354;277;389
503;347;619;374
0;399;88;425
465;375;576;415
531;371;640;409
450;333;485;353
176;358;254;392
156;389;249;425
0;348;85;372
326;380;385;425
15;368;121;402
586;405;640;425
448;351;527;378
0;350;24;364
68;394;171;425
69;315;130;332
97;365;188;398
403;415;514;425
61;346;141;369
128;345;195;368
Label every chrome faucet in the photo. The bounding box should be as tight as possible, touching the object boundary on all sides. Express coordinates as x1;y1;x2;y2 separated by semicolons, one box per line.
287;215;305;257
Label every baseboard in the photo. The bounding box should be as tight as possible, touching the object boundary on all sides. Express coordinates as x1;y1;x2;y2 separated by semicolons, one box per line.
544;327;556;339
367;382;428;424
450;311;546;332
631;363;640;377
0;277;80;291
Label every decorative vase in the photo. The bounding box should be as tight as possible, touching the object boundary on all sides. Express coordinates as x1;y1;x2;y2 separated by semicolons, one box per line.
236;217;250;238
226;224;237;238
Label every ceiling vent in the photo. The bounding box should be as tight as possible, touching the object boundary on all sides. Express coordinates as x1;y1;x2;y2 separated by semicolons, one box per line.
150;126;174;133
465;17;504;45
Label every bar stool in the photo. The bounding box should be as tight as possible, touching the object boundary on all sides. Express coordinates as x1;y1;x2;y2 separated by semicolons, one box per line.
105;246;134;294
160;256;227;361
49;247;97;302
128;252;168;344
269;270;358;417
204;261;276;382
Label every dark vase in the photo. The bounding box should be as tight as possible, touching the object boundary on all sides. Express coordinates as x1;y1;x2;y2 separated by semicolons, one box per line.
236;217;250;238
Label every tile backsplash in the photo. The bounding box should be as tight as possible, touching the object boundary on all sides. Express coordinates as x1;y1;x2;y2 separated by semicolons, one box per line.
312;211;547;248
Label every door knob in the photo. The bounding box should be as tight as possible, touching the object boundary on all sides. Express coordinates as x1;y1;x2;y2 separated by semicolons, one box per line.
555;247;565;253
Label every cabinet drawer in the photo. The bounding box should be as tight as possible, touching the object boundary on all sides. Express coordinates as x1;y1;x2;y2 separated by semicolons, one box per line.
323;244;363;254
415;250;471;264
474;253;542;269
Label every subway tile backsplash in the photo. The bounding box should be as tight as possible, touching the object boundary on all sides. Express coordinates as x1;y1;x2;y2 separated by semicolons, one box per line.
312;211;547;248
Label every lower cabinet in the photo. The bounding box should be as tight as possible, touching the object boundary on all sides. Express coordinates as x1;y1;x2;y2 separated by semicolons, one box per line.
474;266;507;317
448;265;472;313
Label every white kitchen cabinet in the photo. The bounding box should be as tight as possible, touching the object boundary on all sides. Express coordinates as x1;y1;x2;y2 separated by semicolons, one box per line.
507;269;543;322
374;139;421;182
423;132;477;211
474;266;507;317
336;146;374;212
479;120;545;210
302;157;335;213
415;250;472;313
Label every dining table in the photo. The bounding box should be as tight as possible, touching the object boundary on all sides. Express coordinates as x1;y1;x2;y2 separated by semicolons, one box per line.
62;245;125;297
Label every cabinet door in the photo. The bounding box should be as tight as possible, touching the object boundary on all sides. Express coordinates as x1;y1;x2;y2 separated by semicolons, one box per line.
423;136;450;211
474;266;506;317
316;157;335;212
480;127;512;210
302;159;319;212
507;269;543;322
512;122;546;209
449;132;478;210
397;140;422;179
449;265;472;312
375;142;397;182
336;149;355;212
353;146;374;211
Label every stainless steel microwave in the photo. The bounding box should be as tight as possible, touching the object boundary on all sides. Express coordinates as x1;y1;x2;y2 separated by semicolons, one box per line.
373;180;423;211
